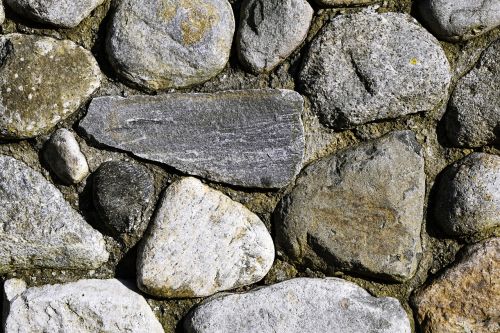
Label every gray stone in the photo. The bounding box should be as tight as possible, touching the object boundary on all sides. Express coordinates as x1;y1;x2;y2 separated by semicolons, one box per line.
0;33;102;139
237;0;313;73
184;278;411;333
93;161;155;248
4;279;164;333
276;131;425;282
0;155;109;273
106;0;235;90
417;0;500;41
79;90;305;188
313;0;376;6
43;129;90;185
0;2;5;24
434;153;500;237
445;39;500;147
299;11;451;129
137;177;275;298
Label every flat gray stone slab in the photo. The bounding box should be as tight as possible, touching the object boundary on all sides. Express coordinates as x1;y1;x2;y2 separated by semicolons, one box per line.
80;90;305;188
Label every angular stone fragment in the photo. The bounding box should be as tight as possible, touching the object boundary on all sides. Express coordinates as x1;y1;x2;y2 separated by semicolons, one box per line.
0;155;109;273
237;0;313;73
299;12;451;129
106;0;235;90
185;278;411;333
413;238;500;333
4;279;164;333
80;90;304;188
445;39;500;147
137;177;275;298
93;161;155;247
434;153;500;237
276;131;425;282
0;34;102;139
417;0;500;41
5;0;104;28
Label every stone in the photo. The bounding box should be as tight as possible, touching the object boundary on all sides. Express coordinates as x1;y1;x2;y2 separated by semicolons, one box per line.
434;153;500;237
417;0;500;41
299;11;451;129
137;177;275;298
413;238;499;333
5;0;104;28
0;155;109;273
313;0;376;6
0;33;101;139
184;278;411;333
0;2;5;24
79;90;304;188
237;0;313;73
93;161;155;247
276;131;425;282
43;129;90;185
445;39;500;147
106;0;235;90
4;279;164;333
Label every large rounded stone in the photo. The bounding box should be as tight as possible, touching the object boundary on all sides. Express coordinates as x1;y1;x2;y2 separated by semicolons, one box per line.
106;0;235;90
299;11;451;129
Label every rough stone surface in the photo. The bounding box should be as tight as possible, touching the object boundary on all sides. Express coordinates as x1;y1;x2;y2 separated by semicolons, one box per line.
137;177;275;298
93;161;155;247
80;90;305;188
5;0;105;28
445;39;500;147
4;279;164;333
417;0;500;41
0;33;102;139
413;238;500;333
314;0;376;6
43;129;90;185
237;0;313;73
299;11;451;129
0;155;109;273
185;278;411;333
106;0;235;90
276;131;425;282
434;153;500;237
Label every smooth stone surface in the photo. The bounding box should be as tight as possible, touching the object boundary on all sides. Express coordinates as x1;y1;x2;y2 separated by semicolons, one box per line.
43;129;90;185
417;0;500;41
80;90;305;188
299;11;451;129
185;278;411;333
413;238;499;333
4;279;164;333
0;33;101;139
93;161;155;247
445;39;500;147
237;0;313;73
137;177;275;298
0;155;109;273
276;131;425;282
434;153;500;237
106;0;235;90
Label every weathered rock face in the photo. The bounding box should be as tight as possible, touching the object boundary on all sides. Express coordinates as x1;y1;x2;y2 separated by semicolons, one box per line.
106;0;235;90
93;161;155;247
445;39;500;148
79;90;305;188
137;177;275;298
237;0;313;73
434;153;500;237
299;11;451;129
276;131;425;282
0;34;102;139
5;0;105;28
0;155;109;273
185;278;411;333
4;279;164;333
417;0;500;41
413;238;500;333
